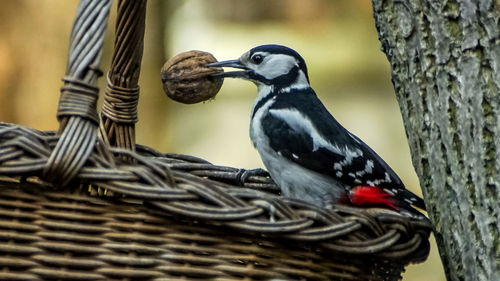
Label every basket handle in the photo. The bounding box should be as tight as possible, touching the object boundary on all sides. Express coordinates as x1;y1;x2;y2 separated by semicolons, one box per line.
99;0;147;152
43;0;113;186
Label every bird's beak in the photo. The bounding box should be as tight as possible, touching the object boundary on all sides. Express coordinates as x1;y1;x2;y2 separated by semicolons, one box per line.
205;59;250;79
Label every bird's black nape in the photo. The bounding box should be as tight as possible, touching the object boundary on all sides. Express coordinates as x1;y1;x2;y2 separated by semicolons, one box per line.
249;44;310;84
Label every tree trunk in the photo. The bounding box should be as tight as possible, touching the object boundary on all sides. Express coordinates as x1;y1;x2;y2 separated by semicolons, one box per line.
371;0;500;280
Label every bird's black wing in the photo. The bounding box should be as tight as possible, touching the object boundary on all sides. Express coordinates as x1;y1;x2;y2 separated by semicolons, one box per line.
262;88;409;194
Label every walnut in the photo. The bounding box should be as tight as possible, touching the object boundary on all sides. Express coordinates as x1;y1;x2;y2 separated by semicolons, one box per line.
161;50;223;104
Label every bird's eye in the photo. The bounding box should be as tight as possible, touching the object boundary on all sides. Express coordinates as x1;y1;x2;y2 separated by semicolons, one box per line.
251;54;264;64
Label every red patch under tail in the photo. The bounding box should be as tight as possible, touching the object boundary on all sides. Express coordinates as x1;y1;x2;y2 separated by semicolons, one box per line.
349;186;398;211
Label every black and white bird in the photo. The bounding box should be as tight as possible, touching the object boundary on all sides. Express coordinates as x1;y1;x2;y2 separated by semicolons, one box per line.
207;44;426;217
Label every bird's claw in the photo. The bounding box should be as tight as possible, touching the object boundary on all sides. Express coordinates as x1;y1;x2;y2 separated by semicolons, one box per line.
236;168;269;186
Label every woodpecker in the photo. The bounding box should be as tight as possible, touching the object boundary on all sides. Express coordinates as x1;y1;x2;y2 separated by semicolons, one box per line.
207;44;426;218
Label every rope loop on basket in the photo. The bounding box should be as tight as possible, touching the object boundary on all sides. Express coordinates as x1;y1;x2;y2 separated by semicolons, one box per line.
42;0;113;187
101;74;140;124
57;77;100;124
98;0;147;151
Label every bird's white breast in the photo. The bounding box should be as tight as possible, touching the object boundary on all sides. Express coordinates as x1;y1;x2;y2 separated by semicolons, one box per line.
250;88;274;148
249;88;345;207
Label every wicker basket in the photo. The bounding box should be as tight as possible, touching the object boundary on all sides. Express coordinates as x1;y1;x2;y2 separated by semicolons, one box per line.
0;0;431;280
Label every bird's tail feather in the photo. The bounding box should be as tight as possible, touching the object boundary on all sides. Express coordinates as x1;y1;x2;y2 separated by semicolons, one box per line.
399;188;426;210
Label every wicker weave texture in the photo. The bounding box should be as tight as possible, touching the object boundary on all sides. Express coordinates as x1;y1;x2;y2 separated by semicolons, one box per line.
0;123;431;280
0;185;406;281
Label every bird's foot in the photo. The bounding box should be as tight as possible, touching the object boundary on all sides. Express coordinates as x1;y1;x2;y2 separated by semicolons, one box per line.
236;168;269;186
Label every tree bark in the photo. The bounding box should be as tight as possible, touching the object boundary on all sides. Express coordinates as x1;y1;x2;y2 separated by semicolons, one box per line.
371;0;500;280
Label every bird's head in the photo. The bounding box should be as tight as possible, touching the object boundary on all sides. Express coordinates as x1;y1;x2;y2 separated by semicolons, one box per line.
207;44;310;91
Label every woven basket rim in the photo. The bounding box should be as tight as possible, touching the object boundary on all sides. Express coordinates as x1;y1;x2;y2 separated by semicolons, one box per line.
0;122;431;264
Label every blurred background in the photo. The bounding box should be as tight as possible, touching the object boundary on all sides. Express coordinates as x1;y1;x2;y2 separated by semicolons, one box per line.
0;0;445;280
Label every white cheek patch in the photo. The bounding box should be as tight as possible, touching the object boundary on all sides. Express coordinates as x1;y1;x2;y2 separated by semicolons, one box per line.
256;54;298;80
